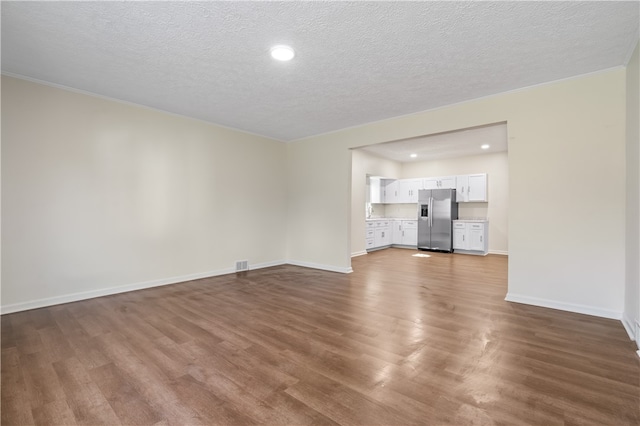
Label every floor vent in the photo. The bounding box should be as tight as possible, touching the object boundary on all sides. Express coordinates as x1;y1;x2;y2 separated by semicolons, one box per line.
235;260;249;272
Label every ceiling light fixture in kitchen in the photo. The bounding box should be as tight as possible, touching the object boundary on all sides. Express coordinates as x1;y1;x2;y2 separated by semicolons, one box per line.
481;144;490;149
270;45;295;61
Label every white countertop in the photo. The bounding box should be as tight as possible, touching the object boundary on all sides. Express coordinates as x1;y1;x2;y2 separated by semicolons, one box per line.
366;217;417;221
454;218;489;223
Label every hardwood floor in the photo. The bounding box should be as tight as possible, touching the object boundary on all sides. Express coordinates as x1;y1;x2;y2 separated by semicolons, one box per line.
2;248;639;425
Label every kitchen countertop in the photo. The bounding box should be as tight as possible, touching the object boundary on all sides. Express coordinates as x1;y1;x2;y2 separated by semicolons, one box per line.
367;217;486;222
366;217;417;221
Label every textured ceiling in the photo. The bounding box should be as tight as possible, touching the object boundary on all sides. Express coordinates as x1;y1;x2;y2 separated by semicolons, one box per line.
359;123;508;163
2;2;639;142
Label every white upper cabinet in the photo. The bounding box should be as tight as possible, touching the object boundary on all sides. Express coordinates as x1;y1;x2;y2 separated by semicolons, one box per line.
456;173;487;202
424;176;456;190
369;174;486;205
467;174;487;202
369;177;384;203
398;178;423;203
456;175;469;202
384;179;400;203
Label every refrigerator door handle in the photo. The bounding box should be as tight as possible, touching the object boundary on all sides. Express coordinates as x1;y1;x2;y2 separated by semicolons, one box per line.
429;197;433;228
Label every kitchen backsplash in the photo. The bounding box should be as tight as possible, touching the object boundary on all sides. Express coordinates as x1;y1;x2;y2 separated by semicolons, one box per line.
369;203;419;219
369;202;488;220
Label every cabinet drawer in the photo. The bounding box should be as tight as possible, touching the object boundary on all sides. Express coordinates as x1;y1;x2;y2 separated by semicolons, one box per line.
453;223;466;229
376;221;390;227
469;223;484;230
366;230;375;238
402;221;417;229
365;238;375;249
366;221;375;228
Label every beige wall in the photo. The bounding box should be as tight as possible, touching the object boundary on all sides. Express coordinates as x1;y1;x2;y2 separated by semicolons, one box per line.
402;152;509;254
286;136;353;272
1;76;287;311
624;40;640;346
288;68;626;318
2;66;631;321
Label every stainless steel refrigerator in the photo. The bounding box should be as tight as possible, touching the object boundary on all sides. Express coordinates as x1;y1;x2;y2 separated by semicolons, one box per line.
418;189;458;252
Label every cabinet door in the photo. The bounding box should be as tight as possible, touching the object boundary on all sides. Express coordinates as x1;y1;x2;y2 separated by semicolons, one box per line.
456;175;469;202
468;226;485;251
402;221;418;246
398;180;411;203
369;177;383;204
453;227;466;249
408;179;423;202
382;227;391;245
397;179;423;203
374;228;384;247
468;174;487;202
374;227;391;247
423;178;439;190
439;176;457;189
425;176;456;190
392;221;403;245
384;180;399;203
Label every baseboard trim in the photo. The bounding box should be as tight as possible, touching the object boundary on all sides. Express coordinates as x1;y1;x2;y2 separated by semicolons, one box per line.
622;314;640;349
249;260;287;270
622;315;635;340
351;250;368;258
489;250;509;255
0;260;286;315
286;259;353;274
504;293;622;320
2;259;355;314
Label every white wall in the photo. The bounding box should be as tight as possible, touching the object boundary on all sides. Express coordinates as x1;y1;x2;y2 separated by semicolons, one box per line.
402;152;509;254
1;76;287;312
2;67;631;323
624;40;640;347
288;68;627;319
285;136;353;273
350;149;401;256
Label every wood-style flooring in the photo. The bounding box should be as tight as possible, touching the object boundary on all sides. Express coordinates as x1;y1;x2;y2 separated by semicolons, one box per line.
2;249;639;425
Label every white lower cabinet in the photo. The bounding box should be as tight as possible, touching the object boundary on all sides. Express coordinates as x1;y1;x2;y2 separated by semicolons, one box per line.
401;221;418;246
367;220;391;250
453;224;466;250
374;226;391;247
468;225;486;251
452;220;488;255
365;228;375;249
369;219;417;251
391;220;417;246
392;220;404;245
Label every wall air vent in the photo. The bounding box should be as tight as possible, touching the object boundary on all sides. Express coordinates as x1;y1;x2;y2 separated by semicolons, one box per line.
235;260;249;272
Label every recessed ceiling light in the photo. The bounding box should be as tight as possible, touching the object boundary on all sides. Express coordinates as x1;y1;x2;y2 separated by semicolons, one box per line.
481;144;490;150
270;45;295;61
410;153;417;158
